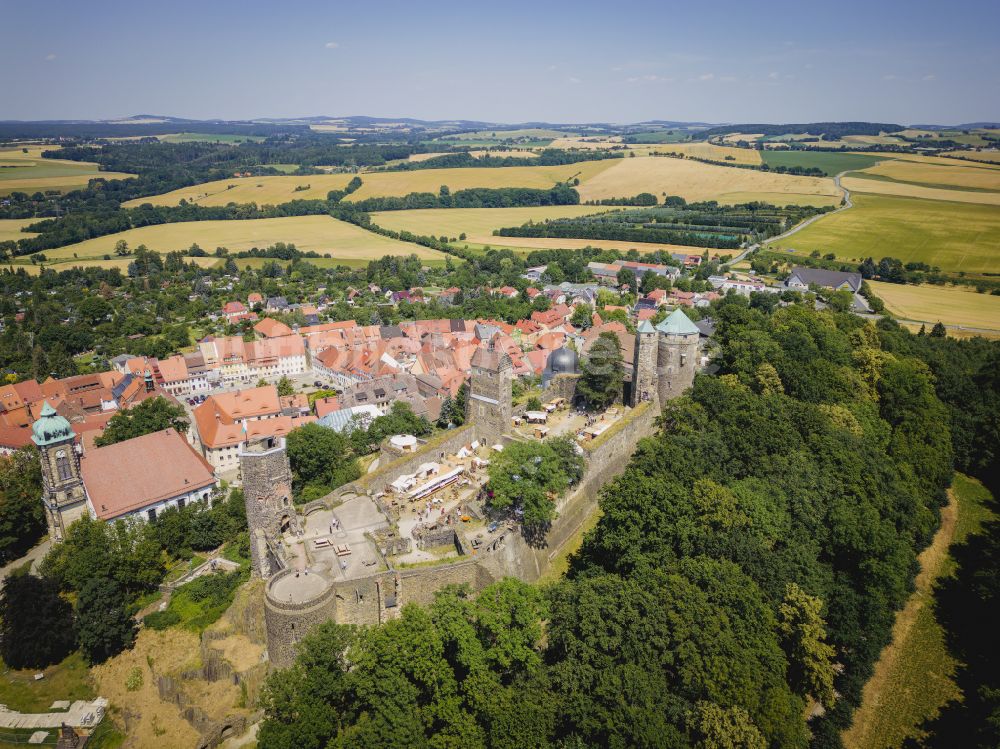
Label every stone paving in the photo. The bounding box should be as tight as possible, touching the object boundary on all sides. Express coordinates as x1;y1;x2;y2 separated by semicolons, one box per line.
0;698;108;729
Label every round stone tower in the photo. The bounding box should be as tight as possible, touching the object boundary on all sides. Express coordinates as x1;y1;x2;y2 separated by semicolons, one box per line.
654;309;701;402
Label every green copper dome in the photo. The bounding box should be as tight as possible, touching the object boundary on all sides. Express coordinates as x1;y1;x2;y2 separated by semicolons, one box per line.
31;401;74;447
655;308;700;336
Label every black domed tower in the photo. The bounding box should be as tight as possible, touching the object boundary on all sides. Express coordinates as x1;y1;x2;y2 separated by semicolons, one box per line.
542;346;579;388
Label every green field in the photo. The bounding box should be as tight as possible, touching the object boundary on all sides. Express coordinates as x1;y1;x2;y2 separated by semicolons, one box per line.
761;150;889;176
769;194;1000;274
843;474;996;749
158;132;265;144
21;215;445;265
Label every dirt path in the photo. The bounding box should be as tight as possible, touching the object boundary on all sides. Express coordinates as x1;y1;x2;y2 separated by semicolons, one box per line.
842;488;958;748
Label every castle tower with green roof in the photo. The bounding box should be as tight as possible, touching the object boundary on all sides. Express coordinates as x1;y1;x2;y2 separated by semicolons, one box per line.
631;309;700;406
32;401;88;542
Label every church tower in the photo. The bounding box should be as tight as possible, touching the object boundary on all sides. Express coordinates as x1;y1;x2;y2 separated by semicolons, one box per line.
32;401;88;542
467;336;513;446
631;320;658;406
654;309;701;403
240;435;295;578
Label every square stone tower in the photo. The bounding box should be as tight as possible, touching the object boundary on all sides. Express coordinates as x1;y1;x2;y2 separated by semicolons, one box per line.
467;338;513;446
239;435;295;577
631;320;658;406
32;401;88;542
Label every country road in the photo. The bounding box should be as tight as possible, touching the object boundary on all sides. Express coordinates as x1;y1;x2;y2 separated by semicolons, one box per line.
730;171;853;265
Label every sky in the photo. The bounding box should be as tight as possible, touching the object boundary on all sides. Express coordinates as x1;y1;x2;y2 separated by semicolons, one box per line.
1;0;998;126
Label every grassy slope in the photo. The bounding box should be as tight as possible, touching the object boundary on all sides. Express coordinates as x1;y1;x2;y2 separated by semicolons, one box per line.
768;194;1000;274
843;474;996;749
0;219;38;243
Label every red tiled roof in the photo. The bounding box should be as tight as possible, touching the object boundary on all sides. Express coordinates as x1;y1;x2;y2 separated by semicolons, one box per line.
81;428;216;521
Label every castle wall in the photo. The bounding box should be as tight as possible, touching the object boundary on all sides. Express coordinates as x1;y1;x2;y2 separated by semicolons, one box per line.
348;423;476;497
481;400;661;583
545;373;580;403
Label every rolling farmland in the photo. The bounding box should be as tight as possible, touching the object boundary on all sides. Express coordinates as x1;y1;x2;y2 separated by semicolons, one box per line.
841;176;1000;206
768;194;1000;274
0;146;133;195
0;219;39;243
857;157;1000;191
124;161;617;207
369;205;729;255
760;150;888;176
575;156;842;205
21;215;444;264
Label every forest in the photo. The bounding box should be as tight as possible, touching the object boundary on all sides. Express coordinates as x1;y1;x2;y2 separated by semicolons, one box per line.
257;299;1000;748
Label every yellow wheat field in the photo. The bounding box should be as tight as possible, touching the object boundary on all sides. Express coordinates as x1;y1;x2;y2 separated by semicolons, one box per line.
858;159;1000;191
0;218;39;243
126;161;618;207
23;215;444;263
942;151;1000;164
869;281;1000;332
122;173;356;207
575;156;841;205
842;176;1000;206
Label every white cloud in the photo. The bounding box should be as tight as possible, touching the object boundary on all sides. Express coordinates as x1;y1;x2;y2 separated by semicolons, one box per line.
698;73;714;81
923;73;937;81
45;53;56;61
882;74;897;81
568;76;581;84
324;41;339;49
547;64;558;72
768;71;780;80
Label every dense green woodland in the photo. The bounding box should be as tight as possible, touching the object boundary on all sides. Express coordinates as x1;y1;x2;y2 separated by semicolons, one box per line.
257;300;1000;749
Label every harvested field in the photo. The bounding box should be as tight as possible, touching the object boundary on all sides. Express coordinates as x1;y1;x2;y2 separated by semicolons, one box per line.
468;149;539;159
348;161;615;201
857;158;1000;191
652;142;762;165
126;161;616;207
943;151;1000;164
0;219;38;243
370;206;737;256
769;194;1000;274
575;156;841;206
868;281;1000;332
0;146;133;195
23;216;442;263
842;176;1000;206
122;173;355;207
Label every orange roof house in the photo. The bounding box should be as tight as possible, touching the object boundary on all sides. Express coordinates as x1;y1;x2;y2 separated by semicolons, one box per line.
80;428;217;521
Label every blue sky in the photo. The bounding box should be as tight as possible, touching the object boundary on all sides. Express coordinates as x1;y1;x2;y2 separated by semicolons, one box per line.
1;0;997;125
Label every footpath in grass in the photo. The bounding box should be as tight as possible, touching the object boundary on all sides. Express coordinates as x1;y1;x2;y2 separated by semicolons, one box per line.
843;474;996;749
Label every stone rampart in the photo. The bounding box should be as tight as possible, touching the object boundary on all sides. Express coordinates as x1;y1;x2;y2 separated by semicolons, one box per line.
346;423;476;497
